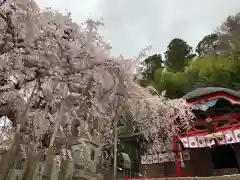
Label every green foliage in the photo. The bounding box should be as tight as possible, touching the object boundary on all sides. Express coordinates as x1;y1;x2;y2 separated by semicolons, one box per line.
164;38;196;72
153;68;164;83
159;70;188;98
141;54;163;80
196;33;219;56
141;52;240;99
138;12;240;99
185;55;234;88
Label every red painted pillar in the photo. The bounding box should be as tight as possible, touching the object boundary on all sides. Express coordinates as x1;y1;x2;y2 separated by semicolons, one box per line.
175;160;181;177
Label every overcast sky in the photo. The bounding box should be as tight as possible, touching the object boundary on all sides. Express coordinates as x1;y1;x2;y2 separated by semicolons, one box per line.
35;0;240;58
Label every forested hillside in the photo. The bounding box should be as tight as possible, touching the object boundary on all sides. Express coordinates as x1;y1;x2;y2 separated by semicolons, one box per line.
140;13;240;99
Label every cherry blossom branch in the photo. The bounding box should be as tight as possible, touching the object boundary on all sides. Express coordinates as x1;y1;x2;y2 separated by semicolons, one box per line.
0;0;6;7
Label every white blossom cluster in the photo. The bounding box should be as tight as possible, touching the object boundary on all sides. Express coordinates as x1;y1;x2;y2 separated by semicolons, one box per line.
0;0;194;161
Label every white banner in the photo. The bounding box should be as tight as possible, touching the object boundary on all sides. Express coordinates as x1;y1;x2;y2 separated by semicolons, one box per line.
215;132;226;145
197;136;207;147
141;155;147;164
206;139;215;147
234;129;240;142
152;154;159;164
179;129;240;149
147;155;153;164
180;137;189;148
158;154;164;163
188;136;198;148
224;131;236;144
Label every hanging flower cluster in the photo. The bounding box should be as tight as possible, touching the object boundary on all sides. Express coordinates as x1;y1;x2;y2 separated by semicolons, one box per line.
0;0;194;161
